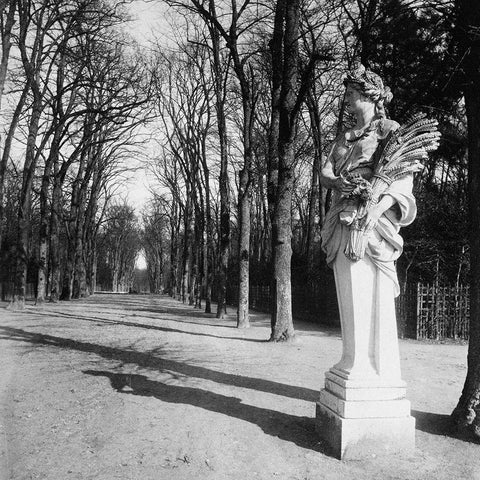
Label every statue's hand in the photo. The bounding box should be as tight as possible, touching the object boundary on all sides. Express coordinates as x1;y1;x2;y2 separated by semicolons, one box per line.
363;205;382;231
335;175;355;196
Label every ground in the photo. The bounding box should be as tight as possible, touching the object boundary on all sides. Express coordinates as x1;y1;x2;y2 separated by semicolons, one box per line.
0;293;478;480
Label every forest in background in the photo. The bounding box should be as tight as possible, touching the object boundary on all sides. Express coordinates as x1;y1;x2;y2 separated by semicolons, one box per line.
0;0;470;328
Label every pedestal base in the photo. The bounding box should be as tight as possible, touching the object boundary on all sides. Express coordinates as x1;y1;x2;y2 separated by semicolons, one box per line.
315;371;415;459
316;401;415;459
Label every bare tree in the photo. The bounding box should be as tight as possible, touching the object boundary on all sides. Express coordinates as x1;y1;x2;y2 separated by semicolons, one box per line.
165;0;264;327
268;0;332;341
451;0;480;438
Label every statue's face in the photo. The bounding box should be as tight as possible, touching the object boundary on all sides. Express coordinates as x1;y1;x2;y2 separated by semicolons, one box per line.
345;84;372;113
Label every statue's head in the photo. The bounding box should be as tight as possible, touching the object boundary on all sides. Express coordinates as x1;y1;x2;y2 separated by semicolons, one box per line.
343;64;392;117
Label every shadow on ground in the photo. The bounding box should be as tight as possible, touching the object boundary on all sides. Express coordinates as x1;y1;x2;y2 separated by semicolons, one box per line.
32;293;340;337
25;309;269;343
412;409;480;444
0;325;318;403
412;410;453;436
83;369;332;455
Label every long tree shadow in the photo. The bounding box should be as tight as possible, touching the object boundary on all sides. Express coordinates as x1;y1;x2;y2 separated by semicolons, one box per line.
0;326;319;402
27;310;267;343
81;295;231;321
83;370;331;455
58;294;332;334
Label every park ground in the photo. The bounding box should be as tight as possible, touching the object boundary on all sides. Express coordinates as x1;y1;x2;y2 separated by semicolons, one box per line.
0;294;479;480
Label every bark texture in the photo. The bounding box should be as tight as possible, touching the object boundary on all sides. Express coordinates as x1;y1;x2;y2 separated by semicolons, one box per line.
451;0;480;437
269;0;301;341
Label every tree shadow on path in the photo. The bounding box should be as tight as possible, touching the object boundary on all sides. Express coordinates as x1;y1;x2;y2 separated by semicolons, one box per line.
0;326;318;402
27;309;267;343
84;369;332;455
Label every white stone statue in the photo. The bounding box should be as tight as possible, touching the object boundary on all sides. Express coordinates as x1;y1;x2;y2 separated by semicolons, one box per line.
320;64;417;382
316;64;439;459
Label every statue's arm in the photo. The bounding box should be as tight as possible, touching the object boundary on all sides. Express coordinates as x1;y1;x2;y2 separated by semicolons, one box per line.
320;146;355;196
363;194;396;231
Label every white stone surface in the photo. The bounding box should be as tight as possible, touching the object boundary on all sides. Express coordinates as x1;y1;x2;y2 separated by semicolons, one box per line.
324;378;406;401
316;249;415;458
316;401;415;460
332;251;402;381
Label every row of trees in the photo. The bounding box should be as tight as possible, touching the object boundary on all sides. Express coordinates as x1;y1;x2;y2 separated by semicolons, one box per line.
146;0;467;338
0;0;150;306
143;0;480;437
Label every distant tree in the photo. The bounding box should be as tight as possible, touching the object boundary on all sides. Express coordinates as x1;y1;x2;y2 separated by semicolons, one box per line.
142;197;170;294
97;203;140;292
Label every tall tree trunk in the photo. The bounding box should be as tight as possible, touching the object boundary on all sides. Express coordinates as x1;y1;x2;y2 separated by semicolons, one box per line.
49;162;63;302
270;143;296;341
182;197;192;304
236;91;254;328
237;162;252;328
451;0;480;437
37;98;64;302
169;204;178;297
0;0;15;110
266;0;285;329
306;90;323;268
208;7;230;319
204;189;213;314
11;100;42;308
269;0;301;341
83;159;101;296
61;130;89;300
0;84;28;252
36;149;54;303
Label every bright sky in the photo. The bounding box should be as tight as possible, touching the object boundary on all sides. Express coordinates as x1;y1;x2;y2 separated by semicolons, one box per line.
127;1;170;269
127;0;170;44
121;1;170;214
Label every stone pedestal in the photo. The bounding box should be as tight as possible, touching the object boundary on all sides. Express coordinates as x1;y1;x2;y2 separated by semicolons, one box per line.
315;369;415;459
316;248;415;459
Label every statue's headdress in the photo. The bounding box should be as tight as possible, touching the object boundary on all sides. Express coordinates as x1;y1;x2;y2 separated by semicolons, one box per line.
343;64;393;105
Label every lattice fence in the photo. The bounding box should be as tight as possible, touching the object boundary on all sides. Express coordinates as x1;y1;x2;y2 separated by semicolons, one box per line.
415;283;469;340
246;281;470;340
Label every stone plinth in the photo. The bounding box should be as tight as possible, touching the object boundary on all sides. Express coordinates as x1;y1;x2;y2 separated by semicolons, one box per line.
315;248;415;459
315;369;415;460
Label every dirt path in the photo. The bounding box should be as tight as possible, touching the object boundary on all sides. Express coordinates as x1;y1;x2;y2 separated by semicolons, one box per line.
0;294;478;480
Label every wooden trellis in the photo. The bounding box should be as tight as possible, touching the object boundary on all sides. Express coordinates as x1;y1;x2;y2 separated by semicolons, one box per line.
415;283;469;340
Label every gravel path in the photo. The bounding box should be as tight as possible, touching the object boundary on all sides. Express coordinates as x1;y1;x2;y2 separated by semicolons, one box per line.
0;294;478;480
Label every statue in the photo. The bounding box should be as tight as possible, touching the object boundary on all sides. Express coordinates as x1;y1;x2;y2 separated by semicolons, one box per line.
315;64;440;459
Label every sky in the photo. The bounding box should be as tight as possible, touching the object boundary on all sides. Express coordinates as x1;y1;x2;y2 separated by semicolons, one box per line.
126;1;170;269
121;1;171;214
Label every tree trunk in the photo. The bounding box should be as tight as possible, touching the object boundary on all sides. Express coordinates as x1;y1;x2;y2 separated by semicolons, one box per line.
236;91;254;328
36;158;52;303
0;0;15;110
269;0;301;341
0;83;28;252
169;206;178;297
61;131;89;300
237;164;251;328
37;122;63;302
11;100;42;309
205;1;231;320
270;144;295;341
49;163;63;302
306;90;323;268
451;0;480;437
